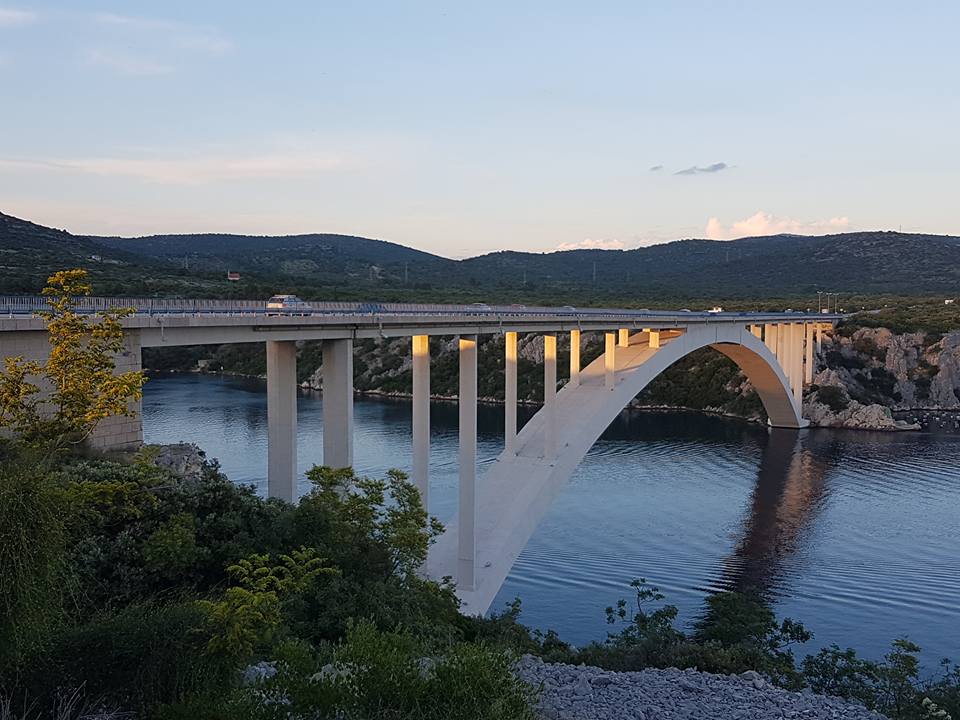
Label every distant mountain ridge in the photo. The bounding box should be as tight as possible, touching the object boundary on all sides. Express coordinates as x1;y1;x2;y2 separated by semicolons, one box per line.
2;211;959;298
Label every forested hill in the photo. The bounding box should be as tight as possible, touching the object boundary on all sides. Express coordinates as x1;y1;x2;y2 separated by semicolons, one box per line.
2;210;960;300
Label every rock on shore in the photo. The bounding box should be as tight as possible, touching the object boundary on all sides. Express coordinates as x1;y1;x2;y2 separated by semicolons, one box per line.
146;442;206;481
515;655;885;720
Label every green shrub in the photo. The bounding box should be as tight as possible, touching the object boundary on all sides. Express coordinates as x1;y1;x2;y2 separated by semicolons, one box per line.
283;467;458;644
547;581;808;688
9;602;233;714
56;456;291;613
294;467;443;583
816;386;850;413
0;455;67;666
853;335;886;361
197;548;337;659
158;621;536;720
802;639;960;719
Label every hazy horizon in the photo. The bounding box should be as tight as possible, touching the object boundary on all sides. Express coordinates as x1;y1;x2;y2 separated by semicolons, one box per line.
2;2;958;255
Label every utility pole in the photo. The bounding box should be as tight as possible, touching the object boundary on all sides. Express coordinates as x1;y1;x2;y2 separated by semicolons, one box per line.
817;291;823;313
592;261;597;284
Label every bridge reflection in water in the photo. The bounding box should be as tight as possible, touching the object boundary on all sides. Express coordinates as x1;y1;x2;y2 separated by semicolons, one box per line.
718;430;831;600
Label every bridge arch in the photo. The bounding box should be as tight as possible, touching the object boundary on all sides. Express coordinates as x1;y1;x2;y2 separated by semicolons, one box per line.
427;323;806;615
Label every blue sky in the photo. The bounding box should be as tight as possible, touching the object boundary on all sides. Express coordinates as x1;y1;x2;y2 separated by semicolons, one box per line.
1;1;958;257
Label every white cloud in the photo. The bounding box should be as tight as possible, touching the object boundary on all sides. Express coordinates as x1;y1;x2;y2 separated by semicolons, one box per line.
705;211;851;240
0;7;36;26
0;152;347;184
85;48;174;77
94;12;174;29
556;238;626;251
93;12;231;55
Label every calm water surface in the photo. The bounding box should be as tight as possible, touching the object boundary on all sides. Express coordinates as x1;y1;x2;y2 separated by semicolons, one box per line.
143;374;960;661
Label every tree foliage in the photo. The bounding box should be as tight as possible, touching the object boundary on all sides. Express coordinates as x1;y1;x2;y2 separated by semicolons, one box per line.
0;269;146;447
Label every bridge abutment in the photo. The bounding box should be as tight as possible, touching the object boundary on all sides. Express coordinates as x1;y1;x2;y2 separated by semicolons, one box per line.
0;328;144;451
90;329;144;451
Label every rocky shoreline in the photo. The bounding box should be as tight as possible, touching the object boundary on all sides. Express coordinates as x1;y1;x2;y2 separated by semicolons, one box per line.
154;367;925;432
515;655;886;720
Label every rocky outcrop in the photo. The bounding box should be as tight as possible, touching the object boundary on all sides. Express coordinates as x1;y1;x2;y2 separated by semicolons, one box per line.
804;396;918;430
803;375;920;431
514;655;885;720
825;327;960;411
930;332;960;409
146;442;206;481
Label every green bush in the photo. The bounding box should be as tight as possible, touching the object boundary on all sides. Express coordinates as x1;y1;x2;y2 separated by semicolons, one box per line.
803;640;960;719
281;467;459;644
157;621;537;720
852;335;886;361
55;456;290;614
522;580;810;688
0;454;67;666
816;386;850;413
9;602;233;714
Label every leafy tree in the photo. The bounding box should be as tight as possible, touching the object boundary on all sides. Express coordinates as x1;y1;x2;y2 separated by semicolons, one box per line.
297;466;443;580
0;269;146;448
197;548;337;659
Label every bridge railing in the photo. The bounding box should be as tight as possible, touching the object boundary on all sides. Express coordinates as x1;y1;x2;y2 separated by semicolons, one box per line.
0;295;834;322
0;296;618;318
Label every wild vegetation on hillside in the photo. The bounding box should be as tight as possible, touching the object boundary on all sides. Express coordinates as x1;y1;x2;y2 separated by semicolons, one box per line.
4;211;960;301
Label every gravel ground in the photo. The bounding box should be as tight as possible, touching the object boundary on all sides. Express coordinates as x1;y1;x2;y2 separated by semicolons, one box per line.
515;655;887;720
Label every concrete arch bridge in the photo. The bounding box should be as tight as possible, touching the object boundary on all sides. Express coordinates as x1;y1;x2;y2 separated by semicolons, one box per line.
0;298;836;613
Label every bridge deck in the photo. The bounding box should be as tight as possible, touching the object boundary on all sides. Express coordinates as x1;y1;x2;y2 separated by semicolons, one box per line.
0;296;840;346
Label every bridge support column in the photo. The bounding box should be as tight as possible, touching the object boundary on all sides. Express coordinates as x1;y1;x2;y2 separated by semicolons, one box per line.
267;340;297;502
782;323;792;391
649;329;661;349
605;332;616;389
618;328;630;347
776;323;786;367
544;334;557;458
458;335;478;590
322;338;354;469
815;323;823;353
412;335;430;504
568;329;580;388
764;323;777;354
804;324;814;385
504;331;518;454
790;324;803;405
750;324;762;339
